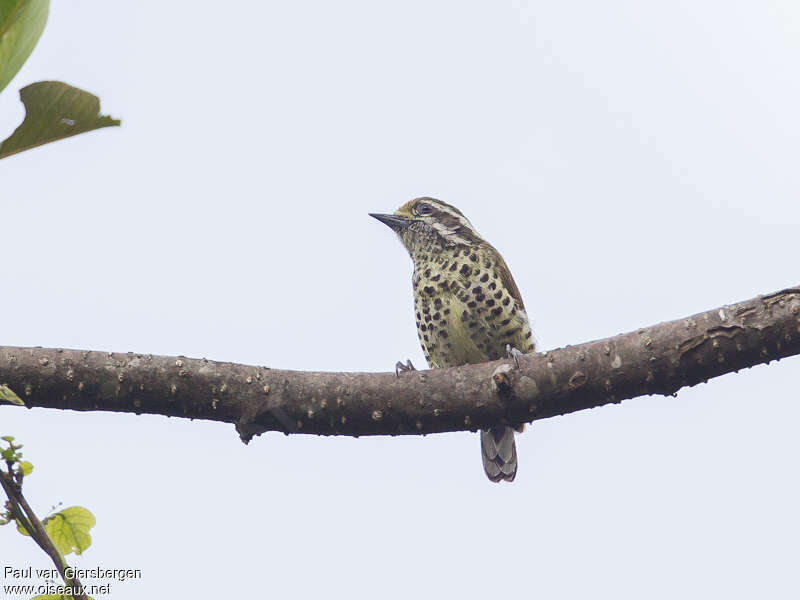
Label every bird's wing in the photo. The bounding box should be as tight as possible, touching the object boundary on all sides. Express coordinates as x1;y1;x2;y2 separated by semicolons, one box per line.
490;246;526;311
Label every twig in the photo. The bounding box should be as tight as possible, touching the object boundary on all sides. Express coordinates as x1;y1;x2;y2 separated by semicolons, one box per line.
0;469;88;600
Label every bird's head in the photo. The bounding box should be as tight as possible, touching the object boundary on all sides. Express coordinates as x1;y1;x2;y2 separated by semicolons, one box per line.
370;197;482;256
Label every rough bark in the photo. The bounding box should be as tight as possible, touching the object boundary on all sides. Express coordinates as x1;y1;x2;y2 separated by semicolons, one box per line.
1;286;798;442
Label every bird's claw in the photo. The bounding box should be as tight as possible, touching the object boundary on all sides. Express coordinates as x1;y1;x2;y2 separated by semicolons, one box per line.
506;344;524;369
395;359;417;377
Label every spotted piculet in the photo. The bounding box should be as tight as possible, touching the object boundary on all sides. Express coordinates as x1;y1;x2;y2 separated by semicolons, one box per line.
371;197;535;482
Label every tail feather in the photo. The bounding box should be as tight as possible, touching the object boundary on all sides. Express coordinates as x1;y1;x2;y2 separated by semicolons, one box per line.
480;426;517;482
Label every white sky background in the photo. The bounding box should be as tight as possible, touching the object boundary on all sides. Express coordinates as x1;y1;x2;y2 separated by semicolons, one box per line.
1;1;799;598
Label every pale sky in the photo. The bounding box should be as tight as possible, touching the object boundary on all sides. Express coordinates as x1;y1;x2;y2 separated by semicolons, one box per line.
1;2;799;598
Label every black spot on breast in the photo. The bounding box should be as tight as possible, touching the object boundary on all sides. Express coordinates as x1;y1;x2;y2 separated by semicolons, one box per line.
438;281;449;289
505;326;522;337
469;254;478;262
468;322;478;329
486;299;495;307
421;324;428;331
431;274;441;281
444;308;450;315
424;315;431;322
476;342;484;349
450;262;458;271
502;297;510;306
500;318;511;326
488;282;497;290
476;294;485;302
441;261;449;270
480;273;489;283
460;264;472;277
424;268;431;278
463;248;471;256
525;331;532;339
416;312;421;320
425;286;436;295
433;298;443;309
467;301;477;308
449;280;459;290
440;330;449;338
511;307;517;315
446;343;453;349
492;307;503;316
422;307;430;314
423;335;429;341
472;286;482;294
433;312;441;320
494;291;502;299
461;310;469;321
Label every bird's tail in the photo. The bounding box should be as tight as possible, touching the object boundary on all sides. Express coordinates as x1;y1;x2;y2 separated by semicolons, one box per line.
480;426;518;482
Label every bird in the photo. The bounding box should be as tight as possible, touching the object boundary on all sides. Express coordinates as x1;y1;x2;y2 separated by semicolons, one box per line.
370;197;535;482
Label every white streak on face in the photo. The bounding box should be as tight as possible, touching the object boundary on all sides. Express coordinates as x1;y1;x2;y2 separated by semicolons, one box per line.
429;204;482;246
455;214;477;234
434;204;480;236
431;221;473;246
447;234;472;245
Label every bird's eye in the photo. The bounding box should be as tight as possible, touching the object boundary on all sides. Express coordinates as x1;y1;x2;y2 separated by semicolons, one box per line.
415;202;433;216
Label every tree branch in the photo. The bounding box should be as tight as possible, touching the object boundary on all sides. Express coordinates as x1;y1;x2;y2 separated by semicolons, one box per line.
1;286;798;441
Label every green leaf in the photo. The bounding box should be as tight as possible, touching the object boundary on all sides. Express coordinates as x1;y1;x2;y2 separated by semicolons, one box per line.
42;506;96;555
18;460;33;475
0;80;120;159
15;517;31;535
0;0;48;94
0;435;14;442
0;384;24;405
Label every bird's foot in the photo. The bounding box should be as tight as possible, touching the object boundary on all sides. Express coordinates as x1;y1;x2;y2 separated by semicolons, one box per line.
506;344;524;369
395;359;416;377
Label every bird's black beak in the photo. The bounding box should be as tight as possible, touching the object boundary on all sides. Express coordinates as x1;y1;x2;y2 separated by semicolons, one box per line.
369;213;411;232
